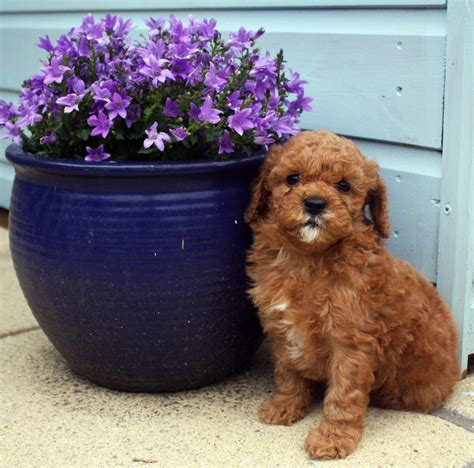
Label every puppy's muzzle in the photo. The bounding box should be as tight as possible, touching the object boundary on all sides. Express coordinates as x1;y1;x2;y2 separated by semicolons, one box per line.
303;197;326;216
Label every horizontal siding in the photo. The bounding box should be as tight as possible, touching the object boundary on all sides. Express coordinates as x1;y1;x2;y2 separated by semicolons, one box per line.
0;134;442;282
0;91;19;165
355;139;441;281
0;9;446;148
0;0;447;13
0;5;446;279
0;162;13;209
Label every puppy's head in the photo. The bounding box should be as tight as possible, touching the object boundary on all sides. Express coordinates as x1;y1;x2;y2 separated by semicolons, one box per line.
245;130;390;252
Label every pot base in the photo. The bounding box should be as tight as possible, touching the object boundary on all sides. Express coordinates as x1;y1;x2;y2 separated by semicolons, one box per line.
68;349;260;393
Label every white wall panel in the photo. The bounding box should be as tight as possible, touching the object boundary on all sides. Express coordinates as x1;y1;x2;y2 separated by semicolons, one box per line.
0;91;19;165
0;9;446;148
355;139;441;282
0;1;447;13
0;162;13;209
0;131;443;283
0;6;447;281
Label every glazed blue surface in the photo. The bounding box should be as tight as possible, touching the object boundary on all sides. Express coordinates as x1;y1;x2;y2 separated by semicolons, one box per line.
6;144;264;392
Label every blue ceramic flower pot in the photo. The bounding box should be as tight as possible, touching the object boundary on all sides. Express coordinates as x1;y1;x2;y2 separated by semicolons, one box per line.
6;144;264;392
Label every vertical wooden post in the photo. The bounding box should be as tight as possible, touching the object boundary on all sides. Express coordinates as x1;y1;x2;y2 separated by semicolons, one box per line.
436;0;473;373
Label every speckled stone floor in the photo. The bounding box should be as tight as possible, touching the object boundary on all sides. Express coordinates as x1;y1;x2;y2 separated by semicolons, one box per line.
1;223;473;467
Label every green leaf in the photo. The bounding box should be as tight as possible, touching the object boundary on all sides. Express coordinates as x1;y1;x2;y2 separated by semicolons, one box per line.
138;146;156;155
78;129;90;141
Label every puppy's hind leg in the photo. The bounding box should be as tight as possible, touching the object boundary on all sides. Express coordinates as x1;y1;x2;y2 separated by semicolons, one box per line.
377;357;459;413
374;311;460;413
259;362;312;426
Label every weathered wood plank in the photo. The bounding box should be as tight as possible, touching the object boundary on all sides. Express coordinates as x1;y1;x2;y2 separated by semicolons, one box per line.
436;0;474;371
354;138;441;282
0;0;447;14
0;117;442;283
0;162;14;209
0;10;446;148
0;91;18;165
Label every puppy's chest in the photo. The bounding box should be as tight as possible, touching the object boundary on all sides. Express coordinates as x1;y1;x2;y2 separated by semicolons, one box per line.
260;293;331;379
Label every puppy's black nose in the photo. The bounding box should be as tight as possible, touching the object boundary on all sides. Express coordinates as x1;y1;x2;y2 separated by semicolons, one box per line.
304;197;326;216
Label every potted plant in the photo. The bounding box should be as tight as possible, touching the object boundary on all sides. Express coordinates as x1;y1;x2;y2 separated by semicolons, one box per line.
0;14;310;392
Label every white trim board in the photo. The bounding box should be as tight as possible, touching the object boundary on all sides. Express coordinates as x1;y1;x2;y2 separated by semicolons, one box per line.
436;0;473;372
0;1;447;14
0;9;446;36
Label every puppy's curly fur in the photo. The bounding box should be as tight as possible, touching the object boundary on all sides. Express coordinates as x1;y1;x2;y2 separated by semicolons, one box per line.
245;130;459;460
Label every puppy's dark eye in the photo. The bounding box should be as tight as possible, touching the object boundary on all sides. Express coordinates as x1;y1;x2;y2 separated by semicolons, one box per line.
286;174;300;186
336;179;351;193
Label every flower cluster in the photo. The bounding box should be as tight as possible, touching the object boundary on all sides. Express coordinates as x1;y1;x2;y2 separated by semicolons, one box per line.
0;14;311;161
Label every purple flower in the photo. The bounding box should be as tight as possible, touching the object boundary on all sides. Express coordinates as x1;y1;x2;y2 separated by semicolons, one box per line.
125;104;141;128
226;91;242;110
1;122;21;145
192;17;218;41
91;82;112;102
188;102;200;120
218;130;234;154
253;131;274;147
85;144;111;162
72;78;86;95
1;14;310;161
87;22;107;44
185;63;204;87
227;27;260;50
168;16;189;44
288;93;313;113
171;57;195;80
227;108;254;136
144;123;171;151
37;35;54;53
145;17;165;37
163;98;180;118
55;34;74;57
104;14;118;33
17;105;43;127
115;17;133;37
42;57;70;85
251;52;276;78
78;37;91;57
198;96;221;124
170;127;189;142
171;42;199;59
140;54;168;73
204;64;226;91
40;134;57;145
87;110;112;138
56;93;82;113
139;55;174;86
272;114;299;138
105;93;131;119
286;72;306;93
268;87;280;109
0;101;16;125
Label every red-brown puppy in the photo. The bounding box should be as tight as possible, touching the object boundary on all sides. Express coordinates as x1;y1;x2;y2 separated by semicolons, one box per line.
245;130;459;460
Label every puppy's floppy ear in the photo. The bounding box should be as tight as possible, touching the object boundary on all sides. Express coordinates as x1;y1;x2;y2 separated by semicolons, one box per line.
245;145;282;224
366;161;391;239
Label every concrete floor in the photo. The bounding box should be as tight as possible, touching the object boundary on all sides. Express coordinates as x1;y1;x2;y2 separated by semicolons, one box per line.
0;224;473;467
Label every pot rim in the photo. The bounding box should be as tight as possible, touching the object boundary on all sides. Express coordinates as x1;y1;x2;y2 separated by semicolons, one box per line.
5;144;266;176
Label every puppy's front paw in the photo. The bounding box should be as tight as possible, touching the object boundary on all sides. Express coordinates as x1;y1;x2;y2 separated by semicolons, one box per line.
304;422;361;460
258;394;310;426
